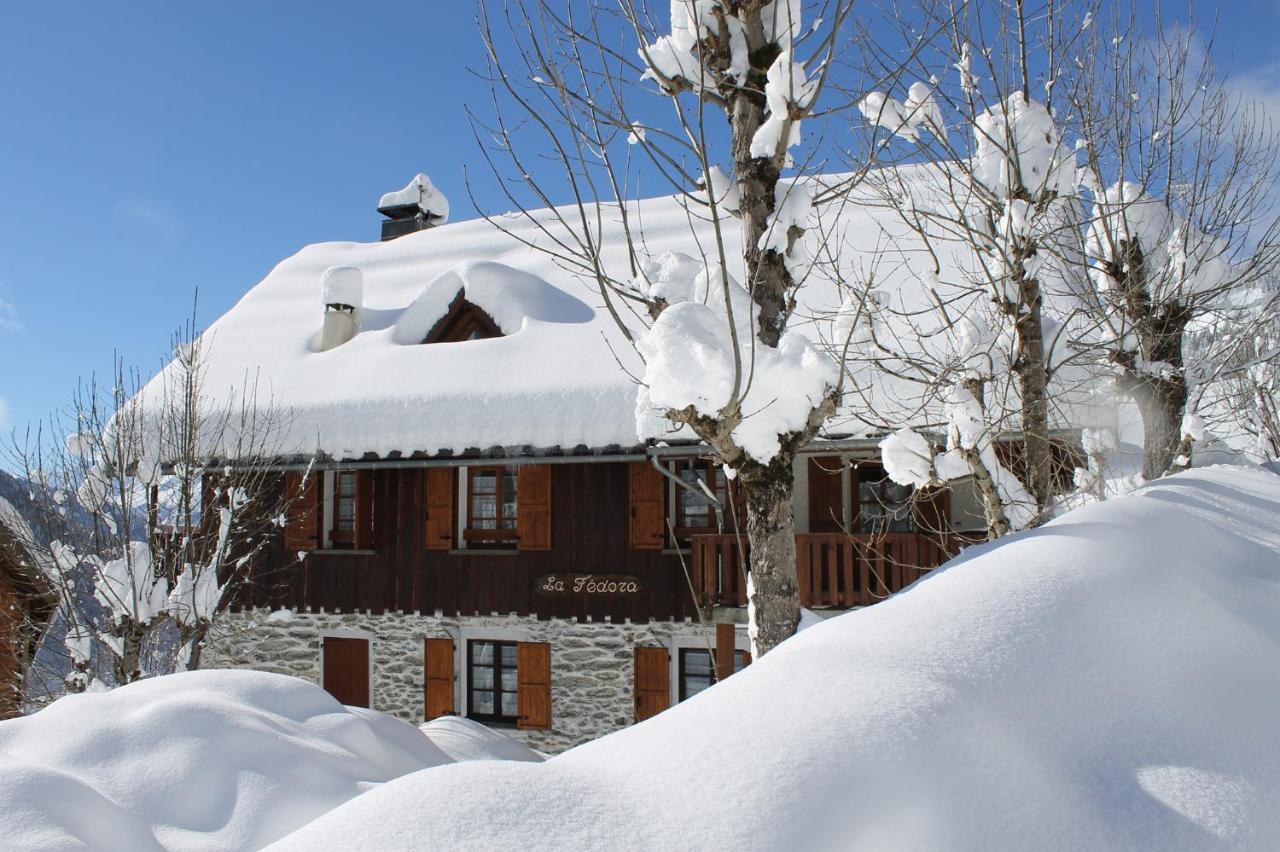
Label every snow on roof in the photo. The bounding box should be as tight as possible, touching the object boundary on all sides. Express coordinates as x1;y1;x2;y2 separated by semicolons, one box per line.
377;173;450;223
268;464;1280;849
145;165;1102;461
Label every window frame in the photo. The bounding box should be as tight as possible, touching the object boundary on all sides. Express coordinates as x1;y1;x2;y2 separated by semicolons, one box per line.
465;639;521;725
854;463;915;534
463;465;519;548
328;470;359;548
676;646;747;702
668;458;728;548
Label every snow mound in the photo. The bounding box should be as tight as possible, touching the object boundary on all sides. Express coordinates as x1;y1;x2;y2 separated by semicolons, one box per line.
272;466;1280;850
417;716;544;763
391;260;595;343
0;670;450;852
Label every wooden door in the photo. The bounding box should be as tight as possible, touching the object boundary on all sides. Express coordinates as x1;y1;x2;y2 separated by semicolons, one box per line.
424;637;455;720
322;636;370;708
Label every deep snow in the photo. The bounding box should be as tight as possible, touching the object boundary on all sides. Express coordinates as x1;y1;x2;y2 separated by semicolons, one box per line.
5;466;1278;851
270;465;1280;851
0;670;451;851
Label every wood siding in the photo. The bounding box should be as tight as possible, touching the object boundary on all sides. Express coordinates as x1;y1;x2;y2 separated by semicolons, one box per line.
236;462;702;623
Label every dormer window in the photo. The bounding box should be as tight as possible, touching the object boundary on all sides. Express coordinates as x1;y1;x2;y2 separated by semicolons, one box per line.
423;292;502;344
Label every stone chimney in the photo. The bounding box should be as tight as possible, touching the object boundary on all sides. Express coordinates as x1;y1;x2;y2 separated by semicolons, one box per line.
320;266;363;351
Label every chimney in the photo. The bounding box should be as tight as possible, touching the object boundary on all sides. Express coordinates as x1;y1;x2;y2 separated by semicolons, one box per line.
320;266;363;351
377;173;450;241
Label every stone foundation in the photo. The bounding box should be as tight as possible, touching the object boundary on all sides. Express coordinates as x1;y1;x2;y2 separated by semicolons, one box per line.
206;610;726;753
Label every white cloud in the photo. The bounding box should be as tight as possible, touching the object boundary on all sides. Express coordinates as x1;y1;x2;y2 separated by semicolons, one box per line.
116;198;181;235
0;295;18;332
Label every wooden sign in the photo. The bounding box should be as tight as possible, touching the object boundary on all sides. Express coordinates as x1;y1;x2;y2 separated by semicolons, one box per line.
534;573;649;596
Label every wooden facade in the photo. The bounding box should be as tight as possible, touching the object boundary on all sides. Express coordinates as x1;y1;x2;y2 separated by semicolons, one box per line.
236;454;957;624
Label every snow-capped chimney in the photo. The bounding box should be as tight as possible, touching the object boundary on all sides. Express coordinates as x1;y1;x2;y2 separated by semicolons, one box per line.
320;266;363;351
377;173;450;241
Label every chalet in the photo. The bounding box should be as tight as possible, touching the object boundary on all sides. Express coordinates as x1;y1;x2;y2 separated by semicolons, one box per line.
180;173;1083;753
0;502;56;719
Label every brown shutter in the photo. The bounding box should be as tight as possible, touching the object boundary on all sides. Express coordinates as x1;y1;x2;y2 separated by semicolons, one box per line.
807;457;845;534
715;622;737;683
629;461;665;550
354;470;375;550
322;636;370;708
423;637;454;720
283;472;319;552
516;641;551;730
517;464;552;550
633;646;670;721
424;468;454;551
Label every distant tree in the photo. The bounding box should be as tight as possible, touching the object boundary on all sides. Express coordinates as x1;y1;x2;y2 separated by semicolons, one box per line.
1072;17;1280;477
6;308;304;699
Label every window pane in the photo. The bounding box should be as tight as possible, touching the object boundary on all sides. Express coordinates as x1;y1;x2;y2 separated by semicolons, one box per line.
471;642;494;665
500;692;518;717
683;649;712;677
471;666;494;690
733;650;747;673
500;667;518;692
471;494;497;528
471;691;494;715
472;471;497;494
500;644;517;666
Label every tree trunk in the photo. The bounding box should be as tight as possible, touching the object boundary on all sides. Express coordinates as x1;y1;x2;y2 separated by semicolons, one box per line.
1013;271;1054;519
1133;373;1189;479
959;447;1011;540
741;458;800;657
185;624;208;671
116;626;145;685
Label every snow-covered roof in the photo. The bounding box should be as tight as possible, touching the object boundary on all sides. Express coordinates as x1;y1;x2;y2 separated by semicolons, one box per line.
144;166;1101;461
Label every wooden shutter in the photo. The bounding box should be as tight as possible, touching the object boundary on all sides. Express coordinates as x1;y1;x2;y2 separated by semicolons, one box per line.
629;461;665;550
715;622;737;683
423;637;454;720
633;646;670;721
807;457;845;534
424;468;454;551
322;636;370;708
516;641;552;730
354;470;375;550
283;472;320;552
517;464;552;550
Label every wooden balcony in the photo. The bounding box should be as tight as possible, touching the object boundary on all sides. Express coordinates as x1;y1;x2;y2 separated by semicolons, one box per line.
691;532;956;610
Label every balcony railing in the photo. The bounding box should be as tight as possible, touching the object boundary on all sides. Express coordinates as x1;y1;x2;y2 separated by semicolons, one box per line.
691;532;957;610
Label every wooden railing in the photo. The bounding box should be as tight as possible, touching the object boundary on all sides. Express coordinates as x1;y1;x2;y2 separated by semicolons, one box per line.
691;532;956;609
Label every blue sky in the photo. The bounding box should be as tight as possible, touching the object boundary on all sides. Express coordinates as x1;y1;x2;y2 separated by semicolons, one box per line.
0;1;1278;440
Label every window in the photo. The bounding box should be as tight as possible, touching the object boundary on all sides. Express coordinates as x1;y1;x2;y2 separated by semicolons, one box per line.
856;465;914;534
464;466;519;547
467;640;519;723
677;647;747;702
330;471;358;546
671;459;728;547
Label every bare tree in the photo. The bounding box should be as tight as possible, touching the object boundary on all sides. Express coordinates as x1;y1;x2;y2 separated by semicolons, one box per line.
1072;14;1280;478
472;0;881;654
847;0;1099;532
6;308;303;698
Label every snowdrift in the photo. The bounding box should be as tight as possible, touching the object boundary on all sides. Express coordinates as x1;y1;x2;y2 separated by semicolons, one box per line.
0;670;451;851
272;466;1280;851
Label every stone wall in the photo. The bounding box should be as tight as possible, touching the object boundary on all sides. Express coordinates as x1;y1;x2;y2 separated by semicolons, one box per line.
206;610;729;753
